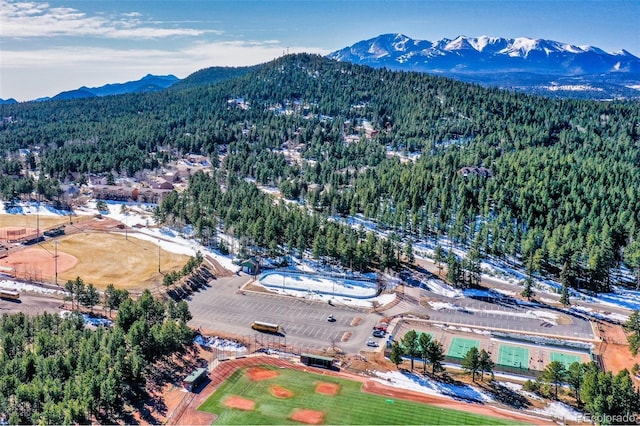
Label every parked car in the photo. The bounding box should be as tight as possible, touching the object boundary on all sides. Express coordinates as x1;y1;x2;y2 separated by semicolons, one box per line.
327;315;336;322
366;340;379;347
372;329;385;338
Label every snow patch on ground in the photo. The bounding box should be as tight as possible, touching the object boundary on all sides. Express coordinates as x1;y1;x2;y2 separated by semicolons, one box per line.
194;335;248;353
530;401;583;421
374;370;494;403
496;381;543;401
0;279;64;295
424;279;462;298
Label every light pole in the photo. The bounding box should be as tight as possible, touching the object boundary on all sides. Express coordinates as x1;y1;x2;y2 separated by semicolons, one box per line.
54;240;59;286
158;239;161;273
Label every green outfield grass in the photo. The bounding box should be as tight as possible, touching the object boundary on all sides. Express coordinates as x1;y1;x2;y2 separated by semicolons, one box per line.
497;345;529;369
447;337;480;359
199;365;520;425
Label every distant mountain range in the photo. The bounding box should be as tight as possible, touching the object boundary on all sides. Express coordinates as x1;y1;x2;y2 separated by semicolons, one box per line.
0;74;179;104
328;33;640;100
2;34;639;103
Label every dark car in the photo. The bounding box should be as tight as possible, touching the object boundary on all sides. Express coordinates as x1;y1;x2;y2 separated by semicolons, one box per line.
372;329;385;338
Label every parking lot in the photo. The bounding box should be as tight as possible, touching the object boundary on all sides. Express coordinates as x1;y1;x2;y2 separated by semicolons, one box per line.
186;273;384;354
187;270;597;357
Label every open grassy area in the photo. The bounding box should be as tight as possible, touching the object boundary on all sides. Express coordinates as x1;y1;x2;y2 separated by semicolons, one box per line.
199;366;519;425
41;233;190;290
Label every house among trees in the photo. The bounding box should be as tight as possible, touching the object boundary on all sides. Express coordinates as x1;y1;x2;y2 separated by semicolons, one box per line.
92;185;137;202
458;166;493;178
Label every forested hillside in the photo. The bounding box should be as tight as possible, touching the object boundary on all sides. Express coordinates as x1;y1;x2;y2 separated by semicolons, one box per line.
0;291;193;424
1;54;639;292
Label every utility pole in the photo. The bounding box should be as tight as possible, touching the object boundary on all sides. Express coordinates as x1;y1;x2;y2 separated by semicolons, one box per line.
158;239;161;273
54;240;59;286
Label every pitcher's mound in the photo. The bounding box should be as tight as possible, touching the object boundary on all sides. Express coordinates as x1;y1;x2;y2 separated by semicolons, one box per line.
269;385;294;398
289;408;325;425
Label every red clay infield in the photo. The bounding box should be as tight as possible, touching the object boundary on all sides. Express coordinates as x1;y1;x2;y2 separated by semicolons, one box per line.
223;395;255;411
289;408;325;425
0;247;77;279
315;381;340;396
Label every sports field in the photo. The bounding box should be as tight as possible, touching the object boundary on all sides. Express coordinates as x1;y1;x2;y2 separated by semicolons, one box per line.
0;231;189;290
497;345;529;369
550;352;583;369
447;337;479;358
199;365;519;425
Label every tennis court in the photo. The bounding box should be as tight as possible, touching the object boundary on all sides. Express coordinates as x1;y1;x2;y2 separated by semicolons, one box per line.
497;344;529;369
550;352;583;369
447;337;480;358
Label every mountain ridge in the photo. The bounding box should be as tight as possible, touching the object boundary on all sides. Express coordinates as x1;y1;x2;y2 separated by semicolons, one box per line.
31;74;180;102
328;33;640;99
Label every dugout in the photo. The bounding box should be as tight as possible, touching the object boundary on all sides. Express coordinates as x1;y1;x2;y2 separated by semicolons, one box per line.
300;353;334;369
183;367;208;392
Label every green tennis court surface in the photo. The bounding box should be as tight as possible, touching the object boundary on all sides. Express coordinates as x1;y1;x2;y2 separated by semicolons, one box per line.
447;337;479;358
497;345;529;369
550;352;583;368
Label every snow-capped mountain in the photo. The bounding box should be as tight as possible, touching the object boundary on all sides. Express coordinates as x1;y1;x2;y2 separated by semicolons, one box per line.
329;34;640;99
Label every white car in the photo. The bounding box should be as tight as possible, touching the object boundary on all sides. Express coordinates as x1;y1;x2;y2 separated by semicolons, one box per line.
366;340;379;347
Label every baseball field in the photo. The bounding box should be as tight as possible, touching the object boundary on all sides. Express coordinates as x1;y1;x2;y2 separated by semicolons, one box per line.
198;365;520;425
0;214;190;290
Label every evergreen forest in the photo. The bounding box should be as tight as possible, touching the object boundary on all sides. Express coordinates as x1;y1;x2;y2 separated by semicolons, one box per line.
1;54;640;293
0;291;193;424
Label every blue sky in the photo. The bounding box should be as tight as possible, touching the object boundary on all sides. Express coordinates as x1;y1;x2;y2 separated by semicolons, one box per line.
1;0;638;101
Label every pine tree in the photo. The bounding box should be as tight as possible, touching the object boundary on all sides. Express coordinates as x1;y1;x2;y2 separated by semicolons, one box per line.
418;332;432;375
462;346;480;382
542;360;566;399
559;284;571;307
520;276;535;301
401;330;419;371
625;310;640;356
390;342;403;369
478;349;494;381
434;244;445;276
426;340;446;375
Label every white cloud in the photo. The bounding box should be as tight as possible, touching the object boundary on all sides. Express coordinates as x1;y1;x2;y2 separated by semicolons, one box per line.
1;0;215;39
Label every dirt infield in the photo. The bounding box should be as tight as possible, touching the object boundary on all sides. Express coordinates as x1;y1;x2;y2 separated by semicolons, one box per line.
0;220;190;290
0;247;77;281
289;408;325;425
168;355;554;426
315;382;340;396
222;395;255;411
